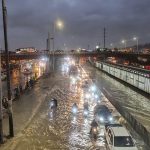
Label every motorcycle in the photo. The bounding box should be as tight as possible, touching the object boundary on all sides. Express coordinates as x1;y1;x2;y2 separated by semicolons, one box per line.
83;108;89;118
83;102;89;118
90;126;98;140
90;119;98;140
50;99;57;109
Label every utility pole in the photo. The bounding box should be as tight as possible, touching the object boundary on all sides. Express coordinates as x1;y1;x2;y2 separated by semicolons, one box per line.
0;54;3;143
87;44;90;50
2;0;14;137
104;27;106;49
47;32;50;51
52;23;55;72
46;32;50;74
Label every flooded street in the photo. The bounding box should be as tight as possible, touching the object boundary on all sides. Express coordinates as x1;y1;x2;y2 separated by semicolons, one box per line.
82;62;149;150
1;58;148;150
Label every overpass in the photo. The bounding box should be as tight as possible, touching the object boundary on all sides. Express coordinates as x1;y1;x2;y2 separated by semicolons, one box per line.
1;51;150;65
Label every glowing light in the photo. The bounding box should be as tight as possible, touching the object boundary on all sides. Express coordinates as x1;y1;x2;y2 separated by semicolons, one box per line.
96;45;99;49
109;117;113;122
85;93;90;99
133;37;137;41
72;106;78;115
90;85;96;92
95;94;99;99
121;40;126;44
41;57;48;61
56;20;64;29
100;117;104;122
39;62;45;67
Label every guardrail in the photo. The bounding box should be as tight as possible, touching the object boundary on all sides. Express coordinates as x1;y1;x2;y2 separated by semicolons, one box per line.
91;60;150;146
95;61;150;94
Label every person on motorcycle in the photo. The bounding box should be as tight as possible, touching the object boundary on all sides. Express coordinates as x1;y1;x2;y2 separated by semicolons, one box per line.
2;96;8;109
90;119;98;135
91;119;98;127
83;102;89;117
53;98;57;108
50;98;58;109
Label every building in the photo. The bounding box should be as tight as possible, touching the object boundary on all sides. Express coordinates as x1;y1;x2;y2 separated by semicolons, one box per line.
15;47;37;53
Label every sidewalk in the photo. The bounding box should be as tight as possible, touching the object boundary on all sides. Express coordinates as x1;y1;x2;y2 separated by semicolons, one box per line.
0;69;72;150
1;74;58;148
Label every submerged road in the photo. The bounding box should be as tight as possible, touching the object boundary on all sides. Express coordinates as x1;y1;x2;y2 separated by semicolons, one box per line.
82;62;149;149
1;58;148;150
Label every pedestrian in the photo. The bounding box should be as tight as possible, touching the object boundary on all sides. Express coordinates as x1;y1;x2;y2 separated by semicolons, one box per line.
25;81;30;89
14;87;20;99
2;96;8;109
19;84;23;93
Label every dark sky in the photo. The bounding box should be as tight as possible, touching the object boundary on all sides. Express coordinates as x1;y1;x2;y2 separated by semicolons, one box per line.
0;0;150;50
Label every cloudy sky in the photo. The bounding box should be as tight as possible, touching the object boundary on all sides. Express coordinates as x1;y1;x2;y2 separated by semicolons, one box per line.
0;0;150;50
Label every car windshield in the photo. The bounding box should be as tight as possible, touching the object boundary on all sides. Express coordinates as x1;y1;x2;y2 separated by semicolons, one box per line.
114;136;135;147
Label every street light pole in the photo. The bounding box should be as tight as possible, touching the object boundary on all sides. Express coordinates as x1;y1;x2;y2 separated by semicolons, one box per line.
2;0;14;137
53;23;55;72
137;38;139;53
133;37;139;53
0;54;4;143
121;40;126;51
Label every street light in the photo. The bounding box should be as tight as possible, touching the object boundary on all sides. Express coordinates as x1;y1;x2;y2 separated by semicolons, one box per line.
133;37;139;53
96;45;99;49
56;20;64;30
52;20;64;72
121;40;127;50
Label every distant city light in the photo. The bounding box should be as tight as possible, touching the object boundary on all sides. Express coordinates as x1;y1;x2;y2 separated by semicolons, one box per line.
41;57;48;61
121;40;126;44
96;45;99;49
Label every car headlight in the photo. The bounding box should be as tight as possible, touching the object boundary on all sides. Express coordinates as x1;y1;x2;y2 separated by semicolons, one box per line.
72;107;77;114
85;93;90;99
95;94;99;99
109;117;113;122
84;109;88;116
90;85;96;92
71;78;76;84
100;117;104;122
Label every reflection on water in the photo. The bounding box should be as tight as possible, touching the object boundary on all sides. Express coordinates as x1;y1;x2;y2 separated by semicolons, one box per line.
12;73;106;150
2;65;44;97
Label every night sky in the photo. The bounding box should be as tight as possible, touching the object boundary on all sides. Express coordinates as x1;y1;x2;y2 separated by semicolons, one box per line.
0;0;150;50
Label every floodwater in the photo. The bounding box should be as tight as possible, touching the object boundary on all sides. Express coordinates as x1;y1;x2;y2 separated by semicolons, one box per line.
1;58;149;150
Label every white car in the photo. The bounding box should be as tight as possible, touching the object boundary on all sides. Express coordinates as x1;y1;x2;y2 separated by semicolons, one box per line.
105;124;138;150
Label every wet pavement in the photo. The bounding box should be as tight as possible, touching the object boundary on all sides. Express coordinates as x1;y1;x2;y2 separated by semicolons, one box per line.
0;58;149;150
0;66;104;150
82;62;149;150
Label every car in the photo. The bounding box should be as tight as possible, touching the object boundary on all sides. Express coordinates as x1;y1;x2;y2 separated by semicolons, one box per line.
69;65;78;76
105;124;138;150
94;105;113;124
